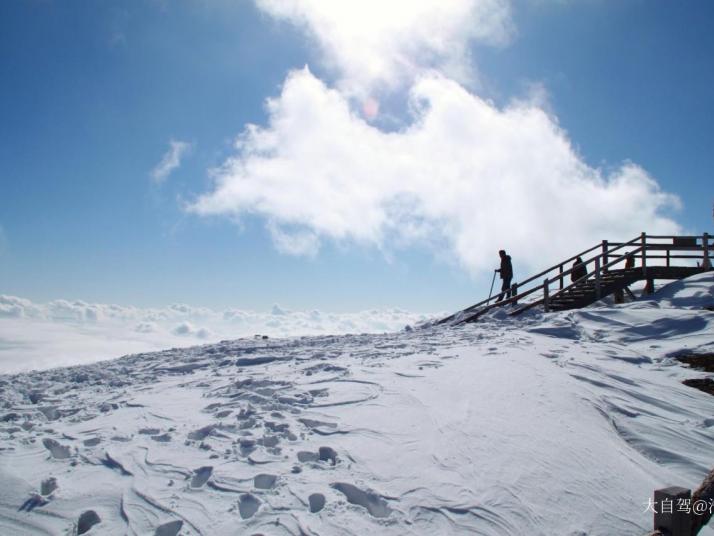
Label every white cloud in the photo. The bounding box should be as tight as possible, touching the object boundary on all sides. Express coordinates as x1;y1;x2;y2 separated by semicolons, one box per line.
182;0;683;283
267;221;321;256
0;295;40;318
271;304;289;315
255;0;513;94
171;321;211;338
188;68;681;276
151;139;192;183
172;321;193;335
0;294;434;373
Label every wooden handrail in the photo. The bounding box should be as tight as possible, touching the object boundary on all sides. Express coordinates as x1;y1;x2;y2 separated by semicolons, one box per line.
440;232;712;325
610;245;708;251
548;235;642;285
516;242;603;289
438;242;601;321
440;236;640;322
546;246;643;304
638;234;711;240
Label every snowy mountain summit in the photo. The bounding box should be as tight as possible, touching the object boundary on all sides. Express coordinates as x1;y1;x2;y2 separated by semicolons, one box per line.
1;273;713;535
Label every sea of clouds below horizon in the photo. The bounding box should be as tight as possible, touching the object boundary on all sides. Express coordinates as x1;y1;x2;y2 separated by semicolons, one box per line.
0;294;438;374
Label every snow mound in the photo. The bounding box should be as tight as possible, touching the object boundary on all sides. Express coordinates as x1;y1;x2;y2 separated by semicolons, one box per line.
0;274;713;534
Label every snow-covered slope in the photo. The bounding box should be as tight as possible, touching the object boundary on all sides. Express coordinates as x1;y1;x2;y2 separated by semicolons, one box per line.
1;273;713;535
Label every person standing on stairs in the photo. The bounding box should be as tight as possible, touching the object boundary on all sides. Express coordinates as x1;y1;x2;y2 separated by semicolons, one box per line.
495;249;513;303
571;257;587;283
624;253;635;269
615;253;636;303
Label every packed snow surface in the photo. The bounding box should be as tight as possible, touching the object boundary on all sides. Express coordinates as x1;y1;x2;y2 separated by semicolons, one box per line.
1;273;713;535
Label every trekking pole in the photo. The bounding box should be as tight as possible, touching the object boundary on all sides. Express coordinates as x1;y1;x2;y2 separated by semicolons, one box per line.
486;270;497;305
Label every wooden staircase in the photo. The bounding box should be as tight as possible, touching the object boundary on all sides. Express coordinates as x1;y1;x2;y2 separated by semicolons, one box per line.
546;266;702;311
439;233;712;326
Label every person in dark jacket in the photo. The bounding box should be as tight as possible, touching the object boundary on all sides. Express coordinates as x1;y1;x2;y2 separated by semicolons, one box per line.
615;253;636;304
495;249;513;303
571;256;587;283
624;253;635;269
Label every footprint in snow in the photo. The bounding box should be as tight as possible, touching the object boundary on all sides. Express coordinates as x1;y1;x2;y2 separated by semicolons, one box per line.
238;493;260;519
331;483;392;518
308;493;325;513
318;446;338;465
188;425;215;441
77;510;101;535
190;466;213;488
42;438;71;459
41;477;57;495
154;520;183;536
253;473;277;489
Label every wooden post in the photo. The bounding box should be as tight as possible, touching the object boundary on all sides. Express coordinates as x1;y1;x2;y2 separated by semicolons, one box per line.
543;279;549;312
559;264;564;290
704;232;711;270
594;257;601;299
653;486;692;536
602;240;609;269
666;248;671;267
641;232;648;276
691;467;714;535
614;288;624;304
511;283;518;306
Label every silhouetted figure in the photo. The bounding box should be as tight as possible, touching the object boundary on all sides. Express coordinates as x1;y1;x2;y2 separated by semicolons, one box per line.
616;253;636;303
571;256;587;283
495;249;513;303
624;253;635;269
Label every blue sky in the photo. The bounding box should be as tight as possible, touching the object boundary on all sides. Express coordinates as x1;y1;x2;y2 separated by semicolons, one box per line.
0;0;712;313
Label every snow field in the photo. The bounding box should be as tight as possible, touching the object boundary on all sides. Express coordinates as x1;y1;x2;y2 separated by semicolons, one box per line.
0;272;712;535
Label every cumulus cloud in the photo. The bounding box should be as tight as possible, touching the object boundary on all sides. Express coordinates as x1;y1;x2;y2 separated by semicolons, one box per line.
0;295;41;318
185;1;681;277
256;0;513;93
151;139;192;183
188;69;681;276
172;321;211;339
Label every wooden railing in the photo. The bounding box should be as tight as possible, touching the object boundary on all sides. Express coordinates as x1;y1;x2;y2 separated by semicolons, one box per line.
440;232;712;324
